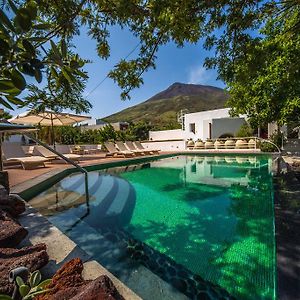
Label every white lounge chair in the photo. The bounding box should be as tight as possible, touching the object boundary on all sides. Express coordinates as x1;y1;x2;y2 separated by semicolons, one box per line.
50;145;81;162
2;142;49;170
125;141;150;155
104;142;135;158
134;141;159;154
115;141;140;156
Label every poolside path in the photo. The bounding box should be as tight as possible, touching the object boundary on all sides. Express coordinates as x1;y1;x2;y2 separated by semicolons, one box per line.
6;153;172;188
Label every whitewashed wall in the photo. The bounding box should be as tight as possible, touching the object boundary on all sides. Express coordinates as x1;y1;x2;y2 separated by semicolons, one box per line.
184;108;231;140
142;140;186;151
149;129;184;141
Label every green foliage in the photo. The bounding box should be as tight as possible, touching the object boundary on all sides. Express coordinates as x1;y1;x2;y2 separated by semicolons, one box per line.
235;123;254;138
125;122;152;141
0;270;51;300
22;44;91;115
0;1;88;109
226;2;300;126
2;0;299;118
219;133;234;138
0;110;12;119
259;130;285;152
37;122;151;145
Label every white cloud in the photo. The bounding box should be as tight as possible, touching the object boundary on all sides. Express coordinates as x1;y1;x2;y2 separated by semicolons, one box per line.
188;65;216;85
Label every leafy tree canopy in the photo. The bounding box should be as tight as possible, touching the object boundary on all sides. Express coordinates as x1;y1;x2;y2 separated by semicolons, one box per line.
226;2;300;125
22;43;92;114
0;109;12;119
1;0;299;124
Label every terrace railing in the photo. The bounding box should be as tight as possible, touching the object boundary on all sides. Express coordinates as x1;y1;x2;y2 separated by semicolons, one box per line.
187;136;281;153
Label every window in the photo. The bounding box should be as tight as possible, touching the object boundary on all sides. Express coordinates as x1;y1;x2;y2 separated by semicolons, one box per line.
189;123;195;134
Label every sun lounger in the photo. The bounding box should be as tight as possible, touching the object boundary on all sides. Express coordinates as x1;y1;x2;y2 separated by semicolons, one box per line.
104;142;135;158
81;144;99;154
2;142;49;170
115;141;141;156
50;145;81;162
134;141;160;154
125;141;150;155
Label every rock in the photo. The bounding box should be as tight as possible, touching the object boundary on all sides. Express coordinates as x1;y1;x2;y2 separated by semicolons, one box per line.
0;209;28;247
0;243;49;295
0;184;8;199
71;275;125;300
36;258;124;300
0;194;26;217
0;172;9;193
49;257;85;291
0;183;26;217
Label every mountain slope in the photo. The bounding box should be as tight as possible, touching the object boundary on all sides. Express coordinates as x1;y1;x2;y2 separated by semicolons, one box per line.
103;83;228;127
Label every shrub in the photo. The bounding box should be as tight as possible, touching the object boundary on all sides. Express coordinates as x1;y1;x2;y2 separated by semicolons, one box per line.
259;130;285;152
219;133;234;138
235;123;254;138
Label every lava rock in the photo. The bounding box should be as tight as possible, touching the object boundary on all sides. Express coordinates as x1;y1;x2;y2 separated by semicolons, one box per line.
71;275;125;300
0;194;26;217
0;243;49;295
0;209;28;247
0;183;25;217
36;258;124;300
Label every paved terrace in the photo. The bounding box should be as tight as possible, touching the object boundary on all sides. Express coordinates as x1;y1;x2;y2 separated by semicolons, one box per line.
6;152;171;188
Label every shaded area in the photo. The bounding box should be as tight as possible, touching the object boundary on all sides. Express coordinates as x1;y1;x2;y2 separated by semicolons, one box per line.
274;164;300;300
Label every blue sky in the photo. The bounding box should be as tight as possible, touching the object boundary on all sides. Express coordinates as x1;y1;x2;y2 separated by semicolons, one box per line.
12;26;225;119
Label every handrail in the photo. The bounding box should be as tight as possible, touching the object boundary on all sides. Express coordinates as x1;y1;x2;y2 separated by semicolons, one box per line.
257;138;281;154
25;134;89;202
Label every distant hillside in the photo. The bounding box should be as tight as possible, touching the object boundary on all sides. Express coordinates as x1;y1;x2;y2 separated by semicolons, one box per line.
103;82;228;128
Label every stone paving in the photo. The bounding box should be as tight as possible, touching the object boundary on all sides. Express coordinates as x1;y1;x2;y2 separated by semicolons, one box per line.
6;153;169;188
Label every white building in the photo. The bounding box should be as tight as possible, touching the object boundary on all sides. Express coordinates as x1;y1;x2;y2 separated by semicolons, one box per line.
78;119;129;131
149;108;246;142
183;108;246;141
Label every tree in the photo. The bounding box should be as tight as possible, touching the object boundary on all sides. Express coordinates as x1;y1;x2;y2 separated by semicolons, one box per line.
0;110;12;119
125;122;153;141
1;0;299;115
226;6;300;125
0;1;88;109
22;44;92;114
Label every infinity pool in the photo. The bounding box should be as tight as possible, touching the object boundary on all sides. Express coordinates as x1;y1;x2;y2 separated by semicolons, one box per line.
29;155;276;300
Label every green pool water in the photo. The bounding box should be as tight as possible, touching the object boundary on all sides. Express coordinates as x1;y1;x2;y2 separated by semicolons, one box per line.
29;155;276;300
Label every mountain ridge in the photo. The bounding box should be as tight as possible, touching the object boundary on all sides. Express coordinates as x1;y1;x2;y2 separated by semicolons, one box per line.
103;82;228;128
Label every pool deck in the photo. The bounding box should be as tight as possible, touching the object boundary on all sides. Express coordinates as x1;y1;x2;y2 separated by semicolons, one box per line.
7;153;170;188
274;156;300;300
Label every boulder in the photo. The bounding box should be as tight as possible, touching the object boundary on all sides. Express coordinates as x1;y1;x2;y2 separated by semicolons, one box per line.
71;275;124;300
36;258;124;300
0;184;25;217
0;243;49;295
0;209;28;247
0;194;26;217
0;172;9;193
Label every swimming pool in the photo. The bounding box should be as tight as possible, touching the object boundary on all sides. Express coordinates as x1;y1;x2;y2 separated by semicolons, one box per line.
29;154;276;300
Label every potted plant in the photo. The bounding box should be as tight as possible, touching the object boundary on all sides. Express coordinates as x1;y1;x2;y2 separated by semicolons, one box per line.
186;138;195;149
214;140;224;149
225;139;235;149
205;139;214;149
194;139;204;149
